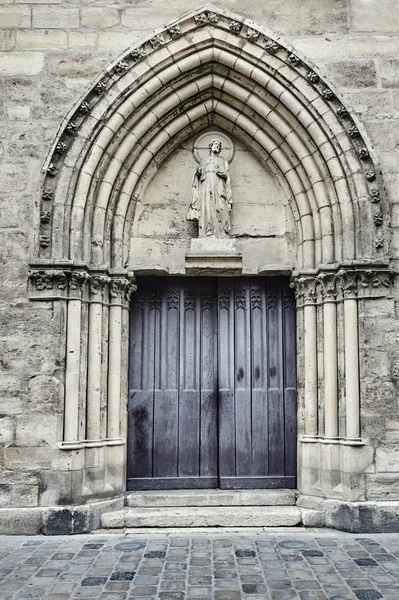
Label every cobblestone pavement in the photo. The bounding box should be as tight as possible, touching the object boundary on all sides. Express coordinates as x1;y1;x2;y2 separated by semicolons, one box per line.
1;529;399;599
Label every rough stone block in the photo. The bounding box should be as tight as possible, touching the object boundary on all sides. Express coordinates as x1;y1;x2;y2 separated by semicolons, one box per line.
11;484;39;508
98;31;138;50
43;506;90;535
45;52;111;77
68;31;97;50
351;0;399;33
16;29;68;50
292;37;348;61
7;105;30;120
0;508;43;535
300;508;325;527
91;498;125;530
328;60;377;88
0;417;14;447
15;413;61;447
0;397;23;416
32;6;80;29
81;7;120;28
0;52;44;76
346;90;393;119
101;509;126;529
376;446;399;472
0;485;11;508
4;447;52;471
380;58;399;88
348;35;399;57
0;6;31;28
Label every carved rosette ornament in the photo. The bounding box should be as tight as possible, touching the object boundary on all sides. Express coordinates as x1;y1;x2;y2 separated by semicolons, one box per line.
29;270;67;291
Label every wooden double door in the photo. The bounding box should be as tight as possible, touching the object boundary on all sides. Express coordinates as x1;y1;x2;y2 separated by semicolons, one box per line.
127;277;297;491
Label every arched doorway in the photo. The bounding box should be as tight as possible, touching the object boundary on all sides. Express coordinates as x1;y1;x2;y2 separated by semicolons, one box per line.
28;5;392;509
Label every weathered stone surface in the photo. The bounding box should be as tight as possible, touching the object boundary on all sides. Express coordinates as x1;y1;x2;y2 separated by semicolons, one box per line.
300;508;325;527
126;489;296;508
0;508;43;535
43;506;91;535
123;506;302;528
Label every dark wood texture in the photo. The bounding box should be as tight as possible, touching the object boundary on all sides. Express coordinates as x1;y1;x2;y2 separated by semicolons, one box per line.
127;277;297;491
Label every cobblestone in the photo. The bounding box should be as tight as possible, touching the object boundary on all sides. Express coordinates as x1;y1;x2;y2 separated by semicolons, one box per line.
0;531;399;599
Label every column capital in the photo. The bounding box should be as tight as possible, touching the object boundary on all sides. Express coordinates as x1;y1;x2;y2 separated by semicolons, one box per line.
290;276;318;308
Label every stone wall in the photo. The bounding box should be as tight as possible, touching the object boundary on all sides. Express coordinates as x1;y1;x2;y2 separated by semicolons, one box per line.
1;0;399;515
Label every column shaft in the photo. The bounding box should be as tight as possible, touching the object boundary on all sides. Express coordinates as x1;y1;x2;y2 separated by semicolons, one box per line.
107;303;122;439
344;298;360;439
324;301;338;439
304;303;318;437
86;301;103;440
64;299;82;442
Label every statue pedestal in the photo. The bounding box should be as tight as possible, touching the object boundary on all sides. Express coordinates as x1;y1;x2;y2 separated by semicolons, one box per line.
185;237;242;275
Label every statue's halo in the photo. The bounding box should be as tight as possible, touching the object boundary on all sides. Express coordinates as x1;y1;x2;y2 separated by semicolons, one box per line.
193;131;235;164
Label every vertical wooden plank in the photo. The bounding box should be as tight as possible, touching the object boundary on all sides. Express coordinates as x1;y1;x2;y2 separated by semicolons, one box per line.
267;277;285;476
250;278;269;476
234;279;252;476
200;280;218;477
128;280;155;479
282;278;297;478
218;279;235;478
178;279;201;477
153;278;179;478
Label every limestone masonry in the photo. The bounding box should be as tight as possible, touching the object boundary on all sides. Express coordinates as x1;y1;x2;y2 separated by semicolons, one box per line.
1;0;399;534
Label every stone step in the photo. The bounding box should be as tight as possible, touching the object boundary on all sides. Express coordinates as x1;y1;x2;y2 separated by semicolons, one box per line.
125;489;296;508
101;506;301;529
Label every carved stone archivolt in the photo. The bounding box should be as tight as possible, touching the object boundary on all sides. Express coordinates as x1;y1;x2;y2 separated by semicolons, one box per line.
38;5;387;267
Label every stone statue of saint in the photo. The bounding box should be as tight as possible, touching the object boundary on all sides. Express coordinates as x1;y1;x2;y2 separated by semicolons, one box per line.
187;138;232;237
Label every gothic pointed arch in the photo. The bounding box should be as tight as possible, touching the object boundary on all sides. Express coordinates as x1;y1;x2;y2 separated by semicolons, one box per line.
36;4;388;272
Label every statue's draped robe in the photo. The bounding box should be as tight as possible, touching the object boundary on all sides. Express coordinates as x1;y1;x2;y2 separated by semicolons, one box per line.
187;155;232;237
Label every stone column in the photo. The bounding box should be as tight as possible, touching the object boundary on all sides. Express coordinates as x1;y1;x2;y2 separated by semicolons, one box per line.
321;275;338;440
302;278;318;438
107;277;134;440
338;272;361;441
64;271;88;443
86;274;110;442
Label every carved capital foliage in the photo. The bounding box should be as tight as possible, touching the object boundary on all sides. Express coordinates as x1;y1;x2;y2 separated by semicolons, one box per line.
109;277;136;304
69;271;89;291
291;267;396;305
89;274;111;296
29;269;67;291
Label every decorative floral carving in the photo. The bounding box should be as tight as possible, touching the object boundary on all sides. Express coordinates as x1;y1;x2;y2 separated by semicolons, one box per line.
229;20;242;33
125;282;137;302
319;274;337;301
47;163;58;177
70;271;89;291
194;11;219;25
29;270;68;291
39;235;50;248
150;34;166;48
42;188;53;201
370;189;380;203
40;211;51;224
131;47;146;62
184;291;196;310
79;101;90;114
265;40;280;54
94;81;107;94
374;237;384;249
89;275;111;295
244;26;260;40
201;291;213;310
359;148;369;160
167;290;179;309
109;278;130;299
251;289;262;310
55;142;67;154
288;54;300;66
374;213;383;226
366;170;376;181
114;60;129;75
335;270;358;299
337;106;349;119
306;71;319;84
167;26;181;39
66;121;77;135
322;88;334;100
349;126;360;138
